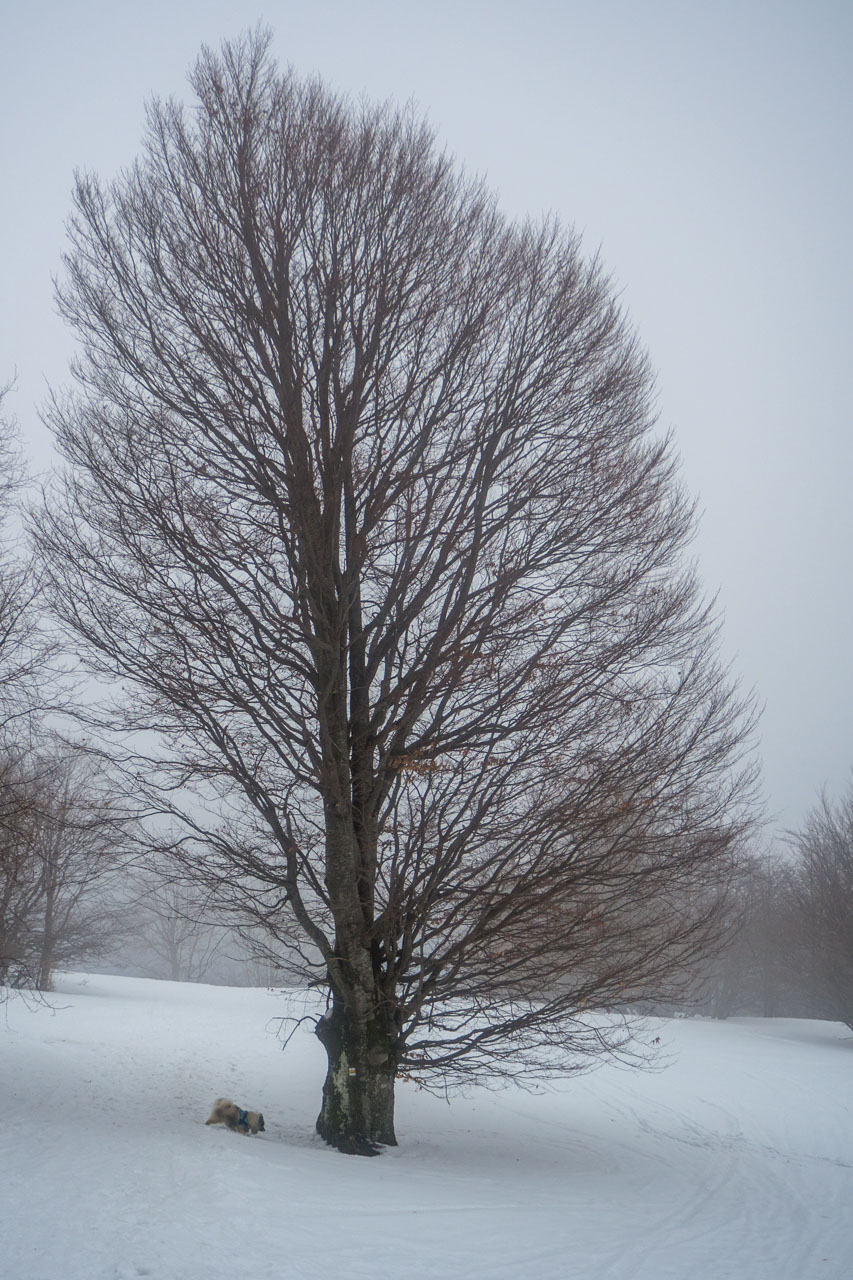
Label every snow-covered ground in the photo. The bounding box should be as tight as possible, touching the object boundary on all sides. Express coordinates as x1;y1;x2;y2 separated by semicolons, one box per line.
1;974;850;1280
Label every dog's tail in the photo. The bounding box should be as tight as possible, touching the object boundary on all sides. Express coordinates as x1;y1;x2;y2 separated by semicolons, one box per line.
205;1098;232;1125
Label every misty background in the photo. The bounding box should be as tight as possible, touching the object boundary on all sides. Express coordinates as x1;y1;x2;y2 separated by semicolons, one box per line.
1;0;850;843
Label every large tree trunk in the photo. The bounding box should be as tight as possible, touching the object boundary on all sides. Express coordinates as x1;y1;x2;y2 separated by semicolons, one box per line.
315;673;398;1154
315;994;398;1155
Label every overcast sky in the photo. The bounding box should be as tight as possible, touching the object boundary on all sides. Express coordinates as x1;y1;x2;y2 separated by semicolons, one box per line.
1;0;850;839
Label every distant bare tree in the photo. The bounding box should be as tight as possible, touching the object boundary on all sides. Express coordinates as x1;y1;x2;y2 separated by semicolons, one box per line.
0;386;64;990
700;853;799;1019
789;787;853;1030
0;385;51;734
0;747;131;991
230;926;291;987
35;32;757;1153
133;860;226;982
0;750;41;986
31;751;132;990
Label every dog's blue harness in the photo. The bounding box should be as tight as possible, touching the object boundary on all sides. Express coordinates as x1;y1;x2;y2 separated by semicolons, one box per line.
237;1109;250;1132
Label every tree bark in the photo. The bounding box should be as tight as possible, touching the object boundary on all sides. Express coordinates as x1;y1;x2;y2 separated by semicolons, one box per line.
315;994;398;1155
316;793;398;1154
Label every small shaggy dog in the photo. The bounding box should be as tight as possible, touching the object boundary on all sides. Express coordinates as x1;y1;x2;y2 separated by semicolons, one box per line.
205;1097;265;1135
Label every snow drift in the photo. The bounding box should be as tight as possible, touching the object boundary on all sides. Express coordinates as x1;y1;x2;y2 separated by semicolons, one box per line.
1;973;850;1279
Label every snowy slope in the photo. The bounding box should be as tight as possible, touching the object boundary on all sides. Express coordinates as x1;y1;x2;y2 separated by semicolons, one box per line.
1;973;850;1280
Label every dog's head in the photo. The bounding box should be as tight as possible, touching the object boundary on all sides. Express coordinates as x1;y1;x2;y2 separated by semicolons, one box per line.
244;1109;265;1134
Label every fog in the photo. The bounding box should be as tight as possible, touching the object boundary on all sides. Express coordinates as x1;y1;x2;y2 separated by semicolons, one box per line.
1;0;850;837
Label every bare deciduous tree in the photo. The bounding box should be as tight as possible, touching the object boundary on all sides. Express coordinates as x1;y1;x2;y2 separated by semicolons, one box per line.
697;853;799;1020
0;385;51;735
789;787;853;1030
132;859;227;983
0;747;131;991
0;750;41;986
0;387;66;991
34;32;757;1153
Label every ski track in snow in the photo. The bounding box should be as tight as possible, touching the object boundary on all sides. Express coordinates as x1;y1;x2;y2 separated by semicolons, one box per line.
1;974;851;1280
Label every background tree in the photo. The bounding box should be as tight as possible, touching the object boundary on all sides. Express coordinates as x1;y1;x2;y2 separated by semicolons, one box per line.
0;385;49;735
0;745;131;990
0;385;64;990
698;852;800;1019
132;859;227;983
35;32;757;1154
0;749;41;986
788;786;853;1029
